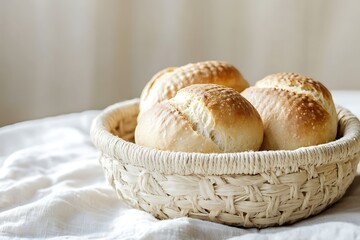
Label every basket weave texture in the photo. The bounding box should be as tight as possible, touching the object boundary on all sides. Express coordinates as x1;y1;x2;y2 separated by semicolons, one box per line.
90;99;360;228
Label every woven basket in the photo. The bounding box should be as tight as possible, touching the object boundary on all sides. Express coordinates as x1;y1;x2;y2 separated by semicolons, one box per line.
90;99;360;228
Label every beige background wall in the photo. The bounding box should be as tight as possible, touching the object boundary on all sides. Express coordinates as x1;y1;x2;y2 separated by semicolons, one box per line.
1;0;360;126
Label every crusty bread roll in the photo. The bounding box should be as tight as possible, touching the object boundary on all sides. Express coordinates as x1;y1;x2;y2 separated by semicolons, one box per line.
135;84;263;153
241;73;338;150
139;61;249;114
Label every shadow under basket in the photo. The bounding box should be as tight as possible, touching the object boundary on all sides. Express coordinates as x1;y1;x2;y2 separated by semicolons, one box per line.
90;98;360;228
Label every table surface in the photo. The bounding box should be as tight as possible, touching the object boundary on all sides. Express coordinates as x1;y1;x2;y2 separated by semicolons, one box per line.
0;91;360;240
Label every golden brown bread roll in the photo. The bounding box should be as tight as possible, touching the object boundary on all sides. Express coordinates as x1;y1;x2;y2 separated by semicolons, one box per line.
139;61;249;114
241;73;338;150
135;84;263;153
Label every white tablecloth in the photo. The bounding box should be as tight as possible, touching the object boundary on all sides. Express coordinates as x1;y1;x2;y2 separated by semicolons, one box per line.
1;91;360;240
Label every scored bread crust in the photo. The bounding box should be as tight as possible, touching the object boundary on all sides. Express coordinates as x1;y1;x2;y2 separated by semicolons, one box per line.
135;84;263;153
241;73;338;150
139;61;249;114
135;101;221;153
255;73;335;115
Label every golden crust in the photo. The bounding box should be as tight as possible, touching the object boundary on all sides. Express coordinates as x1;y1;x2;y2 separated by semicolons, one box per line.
255;73;334;112
175;84;261;127
136;84;263;153
241;73;338;150
139;61;249;114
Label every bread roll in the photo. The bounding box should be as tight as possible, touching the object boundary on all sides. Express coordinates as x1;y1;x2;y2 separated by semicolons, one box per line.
139;61;249;114
135;84;263;153
241;73;338;150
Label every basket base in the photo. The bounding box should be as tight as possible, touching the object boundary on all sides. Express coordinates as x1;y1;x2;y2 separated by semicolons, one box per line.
100;155;359;228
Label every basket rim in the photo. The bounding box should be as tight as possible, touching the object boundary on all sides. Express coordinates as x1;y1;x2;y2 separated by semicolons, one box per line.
90;98;360;175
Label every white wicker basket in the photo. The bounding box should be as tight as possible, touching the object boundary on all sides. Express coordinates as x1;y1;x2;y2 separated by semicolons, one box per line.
90;99;360;228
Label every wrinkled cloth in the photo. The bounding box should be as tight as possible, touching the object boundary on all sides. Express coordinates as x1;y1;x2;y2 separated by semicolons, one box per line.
1;91;360;240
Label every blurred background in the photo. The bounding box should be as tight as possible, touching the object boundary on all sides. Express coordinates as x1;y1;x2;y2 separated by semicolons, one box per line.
1;0;360;126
